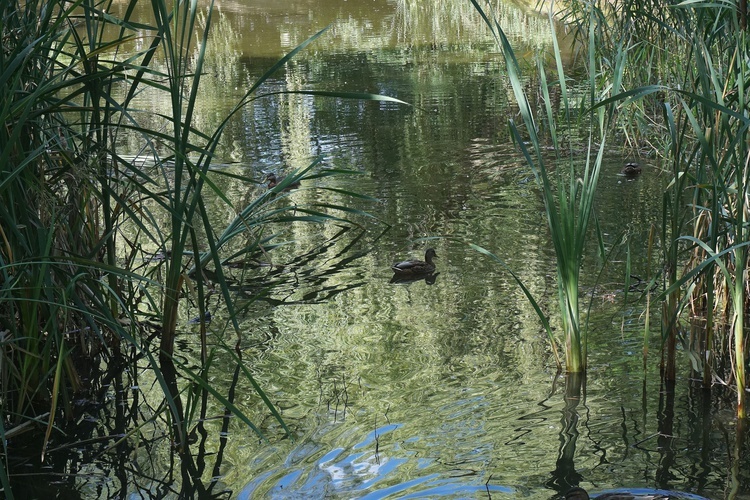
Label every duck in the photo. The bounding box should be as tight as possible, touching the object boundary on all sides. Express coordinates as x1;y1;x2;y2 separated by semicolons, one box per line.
564;486;678;499
187;311;212;325
391;248;437;275
621;162;642;177
266;172;300;191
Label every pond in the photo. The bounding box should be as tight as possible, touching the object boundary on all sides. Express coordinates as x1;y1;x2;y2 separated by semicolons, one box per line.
23;0;748;498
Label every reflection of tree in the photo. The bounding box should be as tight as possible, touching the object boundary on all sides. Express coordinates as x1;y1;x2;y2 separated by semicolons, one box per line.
546;373;585;496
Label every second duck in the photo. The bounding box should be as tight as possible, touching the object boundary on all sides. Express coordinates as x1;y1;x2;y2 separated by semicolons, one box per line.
621;162;642;177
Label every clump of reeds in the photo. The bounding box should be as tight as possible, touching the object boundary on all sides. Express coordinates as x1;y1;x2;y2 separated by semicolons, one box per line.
0;0;402;493
470;1;609;373
556;0;750;417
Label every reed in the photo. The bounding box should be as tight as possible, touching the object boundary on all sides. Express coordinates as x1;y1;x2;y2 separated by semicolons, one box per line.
470;1;608;373
558;0;750;416
0;0;107;484
672;24;750;416
0;0;403;491
473;0;750;392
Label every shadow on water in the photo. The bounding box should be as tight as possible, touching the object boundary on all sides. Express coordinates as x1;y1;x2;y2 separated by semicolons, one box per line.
15;343;745;498
539;375;720;500
223;225;379;308
6;225;387;497
7;360;135;499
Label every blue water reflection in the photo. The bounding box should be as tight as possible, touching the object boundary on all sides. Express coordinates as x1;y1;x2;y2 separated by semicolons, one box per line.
239;421;517;498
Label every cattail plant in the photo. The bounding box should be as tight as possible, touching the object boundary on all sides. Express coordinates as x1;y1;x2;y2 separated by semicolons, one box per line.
470;1;608;373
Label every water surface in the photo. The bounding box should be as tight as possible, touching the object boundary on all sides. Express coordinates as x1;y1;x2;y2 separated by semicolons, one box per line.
33;0;749;498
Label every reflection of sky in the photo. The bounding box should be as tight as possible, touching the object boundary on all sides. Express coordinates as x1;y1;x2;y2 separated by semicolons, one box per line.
239;422;515;498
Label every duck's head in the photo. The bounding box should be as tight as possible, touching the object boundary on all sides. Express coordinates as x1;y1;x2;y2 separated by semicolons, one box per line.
425;248;438;260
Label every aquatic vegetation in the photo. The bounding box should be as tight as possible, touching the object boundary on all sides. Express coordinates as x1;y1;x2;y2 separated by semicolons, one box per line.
562;0;750;417
472;0;750;420
470;1;607;373
0;0;403;495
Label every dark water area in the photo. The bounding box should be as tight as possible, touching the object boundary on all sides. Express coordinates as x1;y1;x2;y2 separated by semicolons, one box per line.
22;0;750;499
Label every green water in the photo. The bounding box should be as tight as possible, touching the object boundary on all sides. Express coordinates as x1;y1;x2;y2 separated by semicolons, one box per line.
30;1;747;498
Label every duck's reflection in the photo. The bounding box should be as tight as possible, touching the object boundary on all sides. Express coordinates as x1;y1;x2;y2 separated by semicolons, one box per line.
389;272;440;285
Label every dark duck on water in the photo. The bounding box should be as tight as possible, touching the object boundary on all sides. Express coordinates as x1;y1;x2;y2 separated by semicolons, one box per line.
621;162;642;177
265;172;300;191
391;248;437;275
